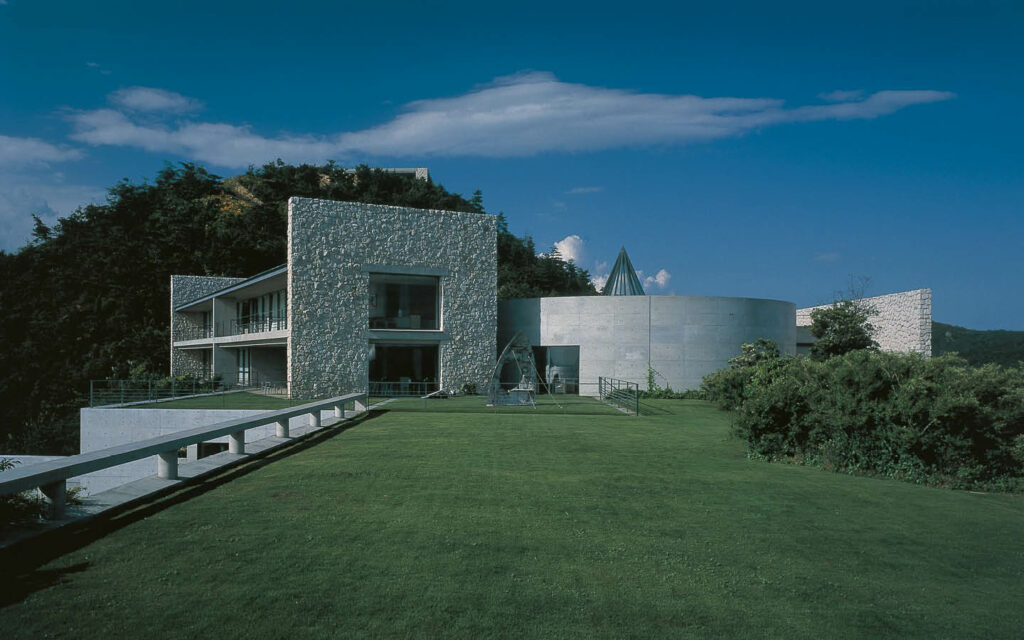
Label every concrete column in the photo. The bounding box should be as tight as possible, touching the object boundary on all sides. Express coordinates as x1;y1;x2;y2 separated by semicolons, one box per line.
41;481;66;519
158;451;179;479
334;404;342;418
354;396;367;413
229;431;245;454
309;411;321;428
276;419;289;438
186;444;199;462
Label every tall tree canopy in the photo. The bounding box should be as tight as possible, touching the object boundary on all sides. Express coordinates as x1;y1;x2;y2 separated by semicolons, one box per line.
0;162;595;453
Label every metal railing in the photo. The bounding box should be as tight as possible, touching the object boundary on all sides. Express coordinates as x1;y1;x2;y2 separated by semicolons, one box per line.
369;380;440;397
228;317;287;336
598;377;640;416
0;392;368;519
175;324;215;341
172;318;288;343
89;376;294;407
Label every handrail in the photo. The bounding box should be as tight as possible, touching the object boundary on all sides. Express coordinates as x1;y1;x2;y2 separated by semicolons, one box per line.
0;392;367;518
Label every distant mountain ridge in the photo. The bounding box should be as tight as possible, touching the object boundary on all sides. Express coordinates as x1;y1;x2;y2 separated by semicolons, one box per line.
932;322;1024;366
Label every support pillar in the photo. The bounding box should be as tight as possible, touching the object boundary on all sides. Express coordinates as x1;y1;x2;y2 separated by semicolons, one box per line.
158;450;179;479
40;481;66;520
354;396;367;413
229;431;245;454
334;404;342;418
276;419;289;438
309;411;321;429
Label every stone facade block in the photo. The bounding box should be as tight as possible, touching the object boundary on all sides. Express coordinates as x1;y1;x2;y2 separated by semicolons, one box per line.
796;288;932;356
288;198;497;398
170;275;245;376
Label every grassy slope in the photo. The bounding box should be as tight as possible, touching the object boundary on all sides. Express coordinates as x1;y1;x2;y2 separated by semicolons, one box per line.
3;399;1022;638
933;321;1024;366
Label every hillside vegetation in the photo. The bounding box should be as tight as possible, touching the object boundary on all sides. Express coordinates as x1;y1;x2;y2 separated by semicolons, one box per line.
932;321;1024;366
0;163;595;454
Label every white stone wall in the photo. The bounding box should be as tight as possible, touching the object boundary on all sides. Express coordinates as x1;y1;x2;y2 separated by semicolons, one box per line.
170;275;245;376
288;198;497;398
796;289;932;356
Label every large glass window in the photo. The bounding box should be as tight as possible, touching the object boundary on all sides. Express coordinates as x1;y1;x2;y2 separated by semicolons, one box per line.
368;343;439;396
235;288;287;333
368;274;439;330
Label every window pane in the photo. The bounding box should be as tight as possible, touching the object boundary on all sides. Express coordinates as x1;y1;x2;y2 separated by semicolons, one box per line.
368;274;439;330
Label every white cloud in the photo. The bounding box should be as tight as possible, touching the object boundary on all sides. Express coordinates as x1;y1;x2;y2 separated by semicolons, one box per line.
814;252;841;262
109;87;202;113
643;268;672;290
0;176;105;251
552;234;585;263
65;74;955;168
591;273;609;292
819;90;864;102
0;135;83;167
566;186;604;195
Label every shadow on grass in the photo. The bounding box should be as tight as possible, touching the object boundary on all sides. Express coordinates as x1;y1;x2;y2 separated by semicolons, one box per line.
0;410;382;608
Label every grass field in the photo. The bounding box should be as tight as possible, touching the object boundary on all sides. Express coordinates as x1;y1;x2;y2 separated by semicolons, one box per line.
3;399;1022;638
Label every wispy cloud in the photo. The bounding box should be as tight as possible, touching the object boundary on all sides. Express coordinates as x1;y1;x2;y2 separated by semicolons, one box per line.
0;135;83;167
85;61;112;75
813;252;841;262
109;87;202;113
66;73;955;167
0;175;105;251
566;186;604;195
819;90;864;102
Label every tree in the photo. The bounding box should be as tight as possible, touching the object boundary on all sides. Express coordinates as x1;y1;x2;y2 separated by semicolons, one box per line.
809;299;878;360
0;162;596;454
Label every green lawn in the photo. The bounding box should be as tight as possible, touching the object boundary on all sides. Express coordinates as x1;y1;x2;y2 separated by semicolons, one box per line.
4;400;1022;638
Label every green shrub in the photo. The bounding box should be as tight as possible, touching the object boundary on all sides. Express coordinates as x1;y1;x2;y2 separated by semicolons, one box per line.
712;349;1024;491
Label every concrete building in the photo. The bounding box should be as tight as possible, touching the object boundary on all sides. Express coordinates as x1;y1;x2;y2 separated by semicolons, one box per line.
499;295;797;394
170;198;498;398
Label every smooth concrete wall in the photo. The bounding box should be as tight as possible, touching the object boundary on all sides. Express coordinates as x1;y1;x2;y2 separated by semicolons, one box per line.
499;296;796;394
78;408;336;494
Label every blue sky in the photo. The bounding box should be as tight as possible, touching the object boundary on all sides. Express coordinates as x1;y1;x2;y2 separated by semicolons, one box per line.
2;0;1022;328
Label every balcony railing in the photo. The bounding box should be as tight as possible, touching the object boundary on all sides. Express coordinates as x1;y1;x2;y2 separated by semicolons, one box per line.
173;318;288;342
175;324;214;341
228;317;287;335
369;380;440;397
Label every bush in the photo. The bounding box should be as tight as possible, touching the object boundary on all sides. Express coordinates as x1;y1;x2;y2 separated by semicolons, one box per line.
721;350;1024;490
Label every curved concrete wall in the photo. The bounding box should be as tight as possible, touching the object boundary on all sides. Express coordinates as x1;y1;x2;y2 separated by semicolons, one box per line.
499;296;796;394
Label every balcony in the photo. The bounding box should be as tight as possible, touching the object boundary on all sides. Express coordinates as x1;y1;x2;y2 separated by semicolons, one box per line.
228;317;288;336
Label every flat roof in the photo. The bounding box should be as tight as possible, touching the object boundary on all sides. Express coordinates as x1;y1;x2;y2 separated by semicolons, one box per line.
175;265;287;311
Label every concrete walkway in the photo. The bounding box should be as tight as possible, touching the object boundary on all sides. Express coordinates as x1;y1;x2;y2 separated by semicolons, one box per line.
1;410;362;551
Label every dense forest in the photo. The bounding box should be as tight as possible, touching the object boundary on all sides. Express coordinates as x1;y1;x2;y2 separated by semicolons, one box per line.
932;321;1024;367
0;162;596;454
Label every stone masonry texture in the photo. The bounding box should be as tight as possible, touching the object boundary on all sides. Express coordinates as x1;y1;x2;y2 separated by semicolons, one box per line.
170;275;245;376
796;289;932;356
288;198;497;398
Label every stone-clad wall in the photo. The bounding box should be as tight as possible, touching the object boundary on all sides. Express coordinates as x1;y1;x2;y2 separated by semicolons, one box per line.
170;275;245;376
796;289;932;356
288;198;497;398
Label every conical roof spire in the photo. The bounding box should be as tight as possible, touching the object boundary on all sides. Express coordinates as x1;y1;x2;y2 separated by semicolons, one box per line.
602;247;645;296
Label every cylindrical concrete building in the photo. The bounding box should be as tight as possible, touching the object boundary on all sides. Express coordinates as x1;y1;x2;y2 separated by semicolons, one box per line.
498;295;796;394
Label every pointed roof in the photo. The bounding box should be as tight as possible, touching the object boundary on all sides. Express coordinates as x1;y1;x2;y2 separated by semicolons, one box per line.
602;247;646;296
